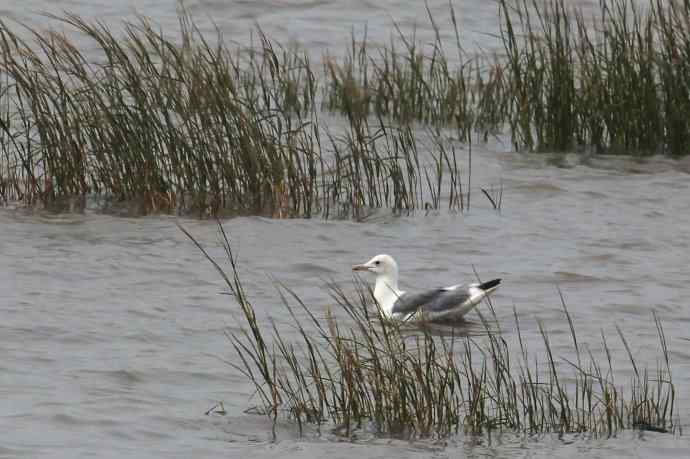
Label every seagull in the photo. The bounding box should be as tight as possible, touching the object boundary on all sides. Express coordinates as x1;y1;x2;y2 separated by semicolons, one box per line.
352;254;501;322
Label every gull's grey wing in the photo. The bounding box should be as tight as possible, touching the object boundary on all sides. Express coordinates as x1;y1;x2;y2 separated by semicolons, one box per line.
391;289;444;314
391;280;500;321
424;288;472;312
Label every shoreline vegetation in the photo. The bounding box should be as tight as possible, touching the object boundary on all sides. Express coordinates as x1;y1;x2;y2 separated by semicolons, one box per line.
182;222;678;439
1;0;689;217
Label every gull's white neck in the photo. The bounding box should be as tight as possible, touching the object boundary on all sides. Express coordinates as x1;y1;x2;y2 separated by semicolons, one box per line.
373;272;402;317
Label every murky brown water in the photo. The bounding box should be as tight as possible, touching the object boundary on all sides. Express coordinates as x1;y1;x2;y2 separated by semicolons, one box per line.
1;1;689;458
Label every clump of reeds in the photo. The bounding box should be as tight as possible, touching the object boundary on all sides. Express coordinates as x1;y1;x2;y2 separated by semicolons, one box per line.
322;5;507;140
0;11;319;215
500;0;690;155
325;0;690;156
0;11;471;217
7;0;689;216
183;222;678;439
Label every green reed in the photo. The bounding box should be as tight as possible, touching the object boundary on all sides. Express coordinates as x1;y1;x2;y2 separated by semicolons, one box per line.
0;11;469;217
322;4;506;141
0;12;304;213
500;0;690;155
324;0;690;155
4;0;689;215
183;222;678;439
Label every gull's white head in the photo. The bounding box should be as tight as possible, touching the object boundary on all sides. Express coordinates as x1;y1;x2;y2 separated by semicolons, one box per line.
353;254;402;316
352;254;398;278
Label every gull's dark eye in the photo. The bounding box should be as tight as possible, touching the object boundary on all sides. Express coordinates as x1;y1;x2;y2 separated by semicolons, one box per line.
374;261;380;265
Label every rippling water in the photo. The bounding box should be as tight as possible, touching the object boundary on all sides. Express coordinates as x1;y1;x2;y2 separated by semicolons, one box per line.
2;1;689;458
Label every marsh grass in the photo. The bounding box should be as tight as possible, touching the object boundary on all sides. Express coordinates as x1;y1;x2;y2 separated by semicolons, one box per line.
500;0;690;155
3;0;690;215
322;5;507;140
0;12;318;214
182;222;677;439
326;0;690;155
0;11;468;217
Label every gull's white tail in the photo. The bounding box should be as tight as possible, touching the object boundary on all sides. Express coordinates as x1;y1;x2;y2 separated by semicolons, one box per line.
478;278;501;294
446;278;502;320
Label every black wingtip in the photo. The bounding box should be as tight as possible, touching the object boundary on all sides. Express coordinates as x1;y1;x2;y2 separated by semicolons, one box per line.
478;278;501;291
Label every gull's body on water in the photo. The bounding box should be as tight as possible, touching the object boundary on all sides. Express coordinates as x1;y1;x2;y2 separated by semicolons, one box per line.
353;254;501;322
